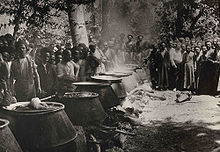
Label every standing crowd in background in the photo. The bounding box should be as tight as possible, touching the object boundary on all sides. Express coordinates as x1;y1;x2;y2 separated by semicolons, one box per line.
145;37;220;95
0;33;220;106
0;33;147;105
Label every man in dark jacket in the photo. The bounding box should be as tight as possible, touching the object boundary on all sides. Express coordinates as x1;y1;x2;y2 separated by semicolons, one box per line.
37;47;57;97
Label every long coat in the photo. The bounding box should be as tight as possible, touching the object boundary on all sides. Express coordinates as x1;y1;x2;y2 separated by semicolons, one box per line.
37;62;57;96
198;49;219;95
156;49;170;89
182;51;195;90
11;55;39;101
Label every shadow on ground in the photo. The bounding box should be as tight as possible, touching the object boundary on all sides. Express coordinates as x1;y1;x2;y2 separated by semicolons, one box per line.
125;121;220;152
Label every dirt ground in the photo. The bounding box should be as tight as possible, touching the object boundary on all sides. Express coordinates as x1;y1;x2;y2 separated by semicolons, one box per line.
123;83;220;152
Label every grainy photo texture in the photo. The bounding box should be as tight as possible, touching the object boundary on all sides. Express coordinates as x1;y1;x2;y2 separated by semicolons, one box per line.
0;0;220;152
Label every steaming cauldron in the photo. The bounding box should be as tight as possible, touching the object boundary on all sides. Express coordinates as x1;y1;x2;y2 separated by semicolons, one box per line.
1;102;77;152
124;64;147;83
100;72;132;78
91;75;127;100
0;118;23;152
59;92;107;126
112;68;138;93
73;82;119;109
101;71;137;93
121;72;138;92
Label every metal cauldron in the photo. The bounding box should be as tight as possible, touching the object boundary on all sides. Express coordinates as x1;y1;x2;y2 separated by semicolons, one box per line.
122;72;138;93
101;71;137;93
111;68;138;93
73;82;119;109
0;102;77;152
59;92;107;126
91;75;127;100
0;118;23;152
100;71;132;78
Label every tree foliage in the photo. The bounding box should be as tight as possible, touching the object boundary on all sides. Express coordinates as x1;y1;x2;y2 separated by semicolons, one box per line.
0;0;95;49
16;13;70;49
155;0;220;41
0;0;95;38
0;0;55;36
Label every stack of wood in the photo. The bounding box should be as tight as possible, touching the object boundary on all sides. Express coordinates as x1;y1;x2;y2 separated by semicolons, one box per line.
85;107;137;152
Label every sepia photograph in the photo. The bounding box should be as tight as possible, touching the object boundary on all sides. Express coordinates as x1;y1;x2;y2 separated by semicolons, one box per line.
0;0;219;151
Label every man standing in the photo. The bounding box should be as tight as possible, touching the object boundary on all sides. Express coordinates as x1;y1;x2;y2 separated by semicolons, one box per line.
87;44;101;78
157;42;170;90
37;48;57;97
105;41;117;67
91;41;107;73
11;40;41;101
144;45;159;89
102;42;112;71
169;41;183;90
56;49;80;94
135;35;144;63
125;34;134;63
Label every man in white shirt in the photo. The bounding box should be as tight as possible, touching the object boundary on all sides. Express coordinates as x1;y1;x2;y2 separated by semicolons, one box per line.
91;41;107;74
56;49;79;94
169;41;183;90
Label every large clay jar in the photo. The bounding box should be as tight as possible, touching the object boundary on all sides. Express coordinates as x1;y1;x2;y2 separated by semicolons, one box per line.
0;118;23;152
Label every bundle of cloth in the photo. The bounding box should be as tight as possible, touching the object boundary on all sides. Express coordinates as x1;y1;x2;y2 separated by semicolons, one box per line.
29;97;49;110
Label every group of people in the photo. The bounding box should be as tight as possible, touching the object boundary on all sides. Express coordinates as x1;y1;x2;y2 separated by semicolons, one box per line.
1;31;219;106
145;37;220;95
121;34;146;64
0;34;93;104
0;33;146;105
90;33;147;72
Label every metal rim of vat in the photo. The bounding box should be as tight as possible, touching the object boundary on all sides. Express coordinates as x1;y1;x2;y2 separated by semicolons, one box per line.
1;102;65;116
0;118;9;129
73;82;110;87
91;75;122;81
27;131;78;150
40;132;78;150
63;91;99;99
100;72;131;77
113;71;133;75
91;76;122;84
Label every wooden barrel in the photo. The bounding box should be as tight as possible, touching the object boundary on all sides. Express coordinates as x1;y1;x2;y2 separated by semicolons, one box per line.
0;118;23;152
60;92;107;126
0;102;77;152
74;82;119;109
